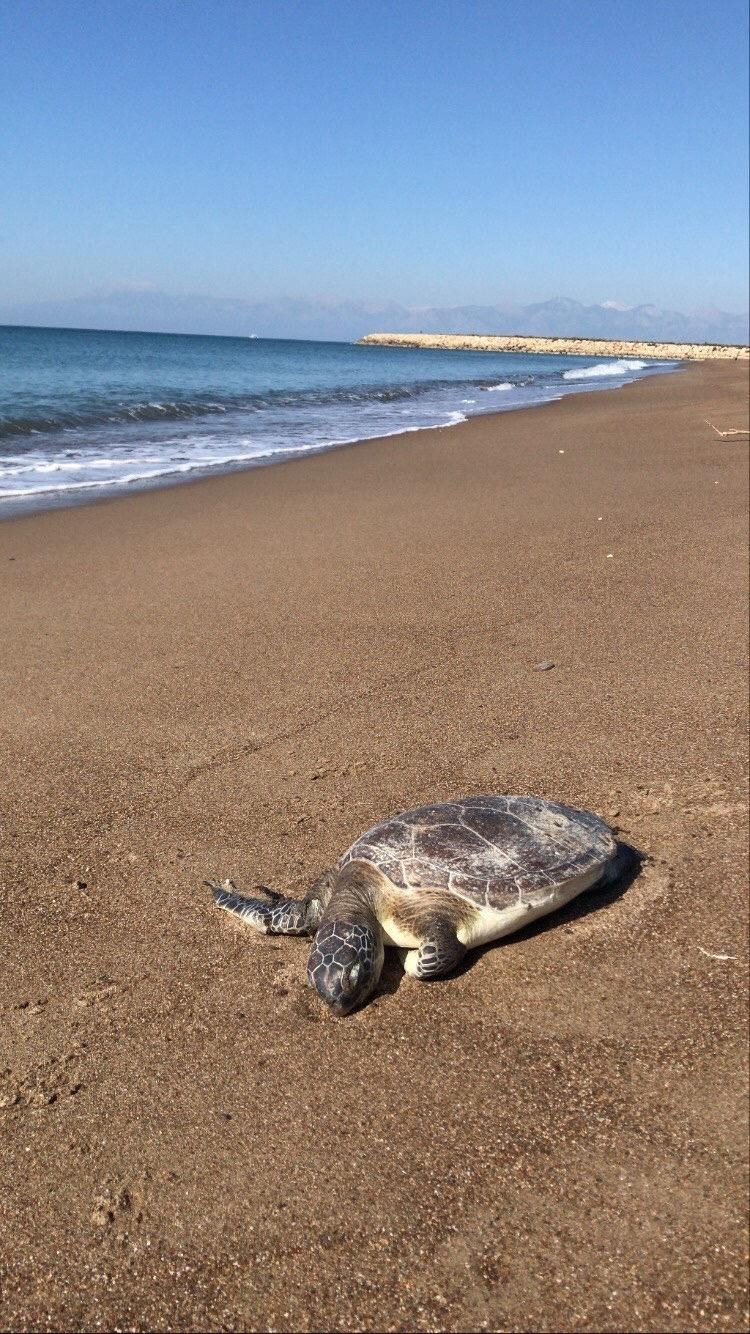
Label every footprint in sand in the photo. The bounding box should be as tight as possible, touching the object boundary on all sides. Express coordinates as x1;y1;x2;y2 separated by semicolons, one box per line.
0;1046;86;1111
613;777;746;825
72;976;120;1010
91;1178;145;1233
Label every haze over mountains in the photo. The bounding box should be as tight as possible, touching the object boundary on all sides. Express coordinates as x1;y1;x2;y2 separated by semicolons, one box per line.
1;289;747;345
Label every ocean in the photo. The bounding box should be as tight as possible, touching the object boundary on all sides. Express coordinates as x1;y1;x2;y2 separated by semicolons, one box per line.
0;325;679;515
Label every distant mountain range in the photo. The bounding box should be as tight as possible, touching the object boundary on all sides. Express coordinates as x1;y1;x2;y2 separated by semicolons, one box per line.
1;288;747;345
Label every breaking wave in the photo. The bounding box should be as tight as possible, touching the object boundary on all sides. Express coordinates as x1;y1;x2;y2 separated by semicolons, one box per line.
562;359;649;381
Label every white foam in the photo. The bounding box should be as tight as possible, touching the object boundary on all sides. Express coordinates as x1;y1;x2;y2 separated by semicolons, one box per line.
0;351;677;509
0;476;120;498
562;359;648;381
0;457;165;477
0;434;432;499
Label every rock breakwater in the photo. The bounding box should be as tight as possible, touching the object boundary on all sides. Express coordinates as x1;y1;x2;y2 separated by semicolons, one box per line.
358;332;749;361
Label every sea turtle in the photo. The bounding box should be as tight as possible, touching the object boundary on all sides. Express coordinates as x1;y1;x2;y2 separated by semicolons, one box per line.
207;794;620;1016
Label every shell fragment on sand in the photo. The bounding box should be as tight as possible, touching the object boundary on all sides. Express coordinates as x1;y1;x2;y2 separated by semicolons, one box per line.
696;946;736;961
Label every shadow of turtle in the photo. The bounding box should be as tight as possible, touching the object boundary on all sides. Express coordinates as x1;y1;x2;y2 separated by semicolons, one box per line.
375;948;408;1000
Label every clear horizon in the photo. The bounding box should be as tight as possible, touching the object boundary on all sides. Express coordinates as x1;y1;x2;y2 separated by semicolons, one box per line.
3;0;749;316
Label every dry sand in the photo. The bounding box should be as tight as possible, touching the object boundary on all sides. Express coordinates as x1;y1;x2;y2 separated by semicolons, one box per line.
0;362;748;1333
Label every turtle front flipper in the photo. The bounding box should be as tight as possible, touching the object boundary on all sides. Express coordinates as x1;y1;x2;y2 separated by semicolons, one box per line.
402;916;467;980
207;880;312;935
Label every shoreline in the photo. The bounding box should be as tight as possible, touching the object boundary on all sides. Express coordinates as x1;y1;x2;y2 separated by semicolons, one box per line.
1;361;747;1332
0;354;680;521
359;330;750;360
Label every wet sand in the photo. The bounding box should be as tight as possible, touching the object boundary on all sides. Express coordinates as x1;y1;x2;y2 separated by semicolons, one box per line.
0;362;748;1332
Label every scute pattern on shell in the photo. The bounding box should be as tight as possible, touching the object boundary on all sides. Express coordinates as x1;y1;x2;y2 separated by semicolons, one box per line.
340;795;616;911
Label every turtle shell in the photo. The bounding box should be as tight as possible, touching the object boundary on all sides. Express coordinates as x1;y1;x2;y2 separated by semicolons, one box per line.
340;795;616;910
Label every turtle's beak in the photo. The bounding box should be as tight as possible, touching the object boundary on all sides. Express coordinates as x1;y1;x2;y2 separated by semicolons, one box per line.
312;970;359;1016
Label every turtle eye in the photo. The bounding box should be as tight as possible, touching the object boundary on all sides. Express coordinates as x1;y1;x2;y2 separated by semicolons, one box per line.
346;962;361;992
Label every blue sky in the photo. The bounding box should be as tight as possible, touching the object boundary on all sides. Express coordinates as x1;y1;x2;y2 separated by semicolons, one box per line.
3;0;749;313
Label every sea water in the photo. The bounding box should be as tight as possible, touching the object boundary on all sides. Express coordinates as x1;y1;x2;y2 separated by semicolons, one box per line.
0;325;678;515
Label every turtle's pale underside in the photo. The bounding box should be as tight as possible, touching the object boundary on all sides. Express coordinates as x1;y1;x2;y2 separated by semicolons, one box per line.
207;795;621;1015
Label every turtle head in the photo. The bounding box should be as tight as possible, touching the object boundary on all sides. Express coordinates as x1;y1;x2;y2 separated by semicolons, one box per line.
307;919;383;1015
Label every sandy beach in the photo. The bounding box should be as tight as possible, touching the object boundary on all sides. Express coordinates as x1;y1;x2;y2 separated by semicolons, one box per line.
0;361;748;1332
